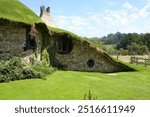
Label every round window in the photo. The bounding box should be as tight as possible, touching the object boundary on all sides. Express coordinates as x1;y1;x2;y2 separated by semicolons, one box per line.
56;38;73;54
87;59;95;68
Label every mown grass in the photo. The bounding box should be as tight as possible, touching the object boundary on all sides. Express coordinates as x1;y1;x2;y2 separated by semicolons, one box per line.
0;0;42;24
0;65;150;100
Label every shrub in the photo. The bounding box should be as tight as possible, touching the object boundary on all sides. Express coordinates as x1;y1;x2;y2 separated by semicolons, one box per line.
0;58;24;82
32;64;56;76
41;49;50;67
22;67;42;79
0;57;55;83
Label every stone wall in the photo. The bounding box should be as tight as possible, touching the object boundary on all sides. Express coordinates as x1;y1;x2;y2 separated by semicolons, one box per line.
0;21;42;63
23;29;42;63
56;39;130;72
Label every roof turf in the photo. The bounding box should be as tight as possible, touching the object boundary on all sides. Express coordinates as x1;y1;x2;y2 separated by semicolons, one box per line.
0;0;42;24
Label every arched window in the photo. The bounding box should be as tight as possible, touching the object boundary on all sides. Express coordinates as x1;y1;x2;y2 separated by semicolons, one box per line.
87;59;95;68
56;38;73;54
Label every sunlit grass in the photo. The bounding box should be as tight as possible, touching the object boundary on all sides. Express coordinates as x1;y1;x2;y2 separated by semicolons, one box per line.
0;0;42;24
0;65;149;100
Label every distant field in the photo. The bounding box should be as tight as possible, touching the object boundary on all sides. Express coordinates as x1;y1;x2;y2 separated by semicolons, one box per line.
112;55;149;63
0;65;150;100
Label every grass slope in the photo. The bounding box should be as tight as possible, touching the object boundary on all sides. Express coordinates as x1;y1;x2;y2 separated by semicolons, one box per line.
0;0;42;24
49;27;83;41
0;65;150;100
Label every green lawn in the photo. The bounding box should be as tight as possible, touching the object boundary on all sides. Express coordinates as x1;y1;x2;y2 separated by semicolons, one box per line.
0;65;150;100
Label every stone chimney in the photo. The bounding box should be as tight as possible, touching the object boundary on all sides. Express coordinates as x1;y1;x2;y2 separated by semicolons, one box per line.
46;7;50;13
39;6;57;27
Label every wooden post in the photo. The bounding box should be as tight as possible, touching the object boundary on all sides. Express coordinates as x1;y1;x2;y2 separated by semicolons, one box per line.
133;57;135;63
130;57;133;64
130;56;136;64
136;58;138;65
117;55;119;59
145;58;147;67
116;52;119;60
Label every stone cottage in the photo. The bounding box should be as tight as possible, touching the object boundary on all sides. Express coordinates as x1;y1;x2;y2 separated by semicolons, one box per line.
0;1;133;73
50;30;133;72
0;0;49;63
40;6;133;72
0;18;45;63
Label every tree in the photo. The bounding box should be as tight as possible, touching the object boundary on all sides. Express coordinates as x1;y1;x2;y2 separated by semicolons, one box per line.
127;43;148;55
143;33;150;51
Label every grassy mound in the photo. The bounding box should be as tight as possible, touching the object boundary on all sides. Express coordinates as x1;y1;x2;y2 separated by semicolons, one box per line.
0;0;42;24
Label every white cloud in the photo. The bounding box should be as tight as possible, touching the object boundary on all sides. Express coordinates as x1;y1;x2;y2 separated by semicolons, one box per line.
55;15;90;33
54;1;150;37
123;2;133;9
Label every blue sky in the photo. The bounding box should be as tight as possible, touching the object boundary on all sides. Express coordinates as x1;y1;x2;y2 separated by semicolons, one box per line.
20;0;150;37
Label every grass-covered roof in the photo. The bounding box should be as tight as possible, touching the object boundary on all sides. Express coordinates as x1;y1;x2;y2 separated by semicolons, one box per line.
49;27;81;40
0;0;42;24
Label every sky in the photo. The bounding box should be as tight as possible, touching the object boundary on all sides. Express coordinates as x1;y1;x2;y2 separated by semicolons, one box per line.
20;0;150;37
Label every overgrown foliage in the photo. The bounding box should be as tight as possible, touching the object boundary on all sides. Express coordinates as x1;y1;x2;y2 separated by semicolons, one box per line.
41;49;50;67
36;23;52;67
0;57;54;83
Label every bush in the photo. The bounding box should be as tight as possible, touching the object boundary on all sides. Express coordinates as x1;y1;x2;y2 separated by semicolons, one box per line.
0;57;55;83
32;64;56;76
22;67;42;79
41;49;50;67
118;48;128;55
0;58;24;82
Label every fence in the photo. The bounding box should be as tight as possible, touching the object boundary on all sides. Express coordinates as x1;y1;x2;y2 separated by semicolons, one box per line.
130;57;150;67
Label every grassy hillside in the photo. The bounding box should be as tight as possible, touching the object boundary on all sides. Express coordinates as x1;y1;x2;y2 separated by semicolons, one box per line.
0;65;149;100
49;27;83;41
0;0;42;24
